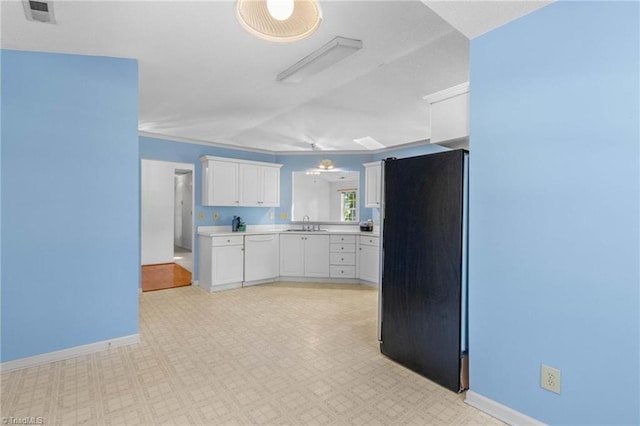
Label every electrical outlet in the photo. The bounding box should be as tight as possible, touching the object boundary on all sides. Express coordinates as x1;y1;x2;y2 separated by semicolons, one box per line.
541;364;561;394
213;212;219;220
269;210;275;220
280;212;288;220
198;212;204;221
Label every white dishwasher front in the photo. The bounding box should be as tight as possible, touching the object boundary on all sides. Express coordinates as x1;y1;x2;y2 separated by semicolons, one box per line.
244;234;280;285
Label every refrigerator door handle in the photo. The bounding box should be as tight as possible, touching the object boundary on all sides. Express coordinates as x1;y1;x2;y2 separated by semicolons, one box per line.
377;158;389;342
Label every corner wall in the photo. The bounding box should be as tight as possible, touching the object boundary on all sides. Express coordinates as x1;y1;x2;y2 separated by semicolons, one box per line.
468;2;639;424
1;50;139;362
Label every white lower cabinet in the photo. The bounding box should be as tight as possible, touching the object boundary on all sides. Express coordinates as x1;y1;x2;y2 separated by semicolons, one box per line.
198;235;244;292
359;235;380;285
280;234;330;278
330;234;356;278
199;232;379;290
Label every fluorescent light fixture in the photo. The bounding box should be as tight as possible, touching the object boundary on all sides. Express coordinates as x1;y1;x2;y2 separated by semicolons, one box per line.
277;36;363;82
354;136;386;150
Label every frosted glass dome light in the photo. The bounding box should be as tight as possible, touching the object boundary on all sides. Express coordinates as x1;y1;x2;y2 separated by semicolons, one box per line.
267;0;294;21
236;0;322;43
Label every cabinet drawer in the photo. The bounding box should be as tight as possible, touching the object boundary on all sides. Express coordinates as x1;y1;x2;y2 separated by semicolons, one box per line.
330;234;356;244
330;253;356;265
360;236;379;247
330;243;356;253
330;265;356;278
211;236;244;246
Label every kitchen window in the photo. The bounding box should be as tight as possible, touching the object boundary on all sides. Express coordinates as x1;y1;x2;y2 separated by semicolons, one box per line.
340;190;357;222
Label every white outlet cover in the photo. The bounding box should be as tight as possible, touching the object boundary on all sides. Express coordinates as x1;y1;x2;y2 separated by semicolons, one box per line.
541;364;561;394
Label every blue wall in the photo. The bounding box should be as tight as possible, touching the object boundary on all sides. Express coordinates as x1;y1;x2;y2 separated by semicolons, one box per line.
1;50;139;362
468;2;639;424
140;136;277;227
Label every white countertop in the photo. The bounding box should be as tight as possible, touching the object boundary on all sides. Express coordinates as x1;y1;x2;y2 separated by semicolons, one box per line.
197;225;379;237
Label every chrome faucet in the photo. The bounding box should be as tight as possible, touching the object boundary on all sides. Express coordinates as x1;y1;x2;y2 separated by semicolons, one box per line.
303;215;310;231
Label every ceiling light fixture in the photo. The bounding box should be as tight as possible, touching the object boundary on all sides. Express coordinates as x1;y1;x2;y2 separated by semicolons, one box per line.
277;36;363;82
267;0;294;21
236;0;322;43
318;159;335;170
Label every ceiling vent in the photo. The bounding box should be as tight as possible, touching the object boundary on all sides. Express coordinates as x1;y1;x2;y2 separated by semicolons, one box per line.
22;0;56;24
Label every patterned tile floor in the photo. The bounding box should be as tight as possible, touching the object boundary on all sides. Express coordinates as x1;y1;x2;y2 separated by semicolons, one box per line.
1;283;503;425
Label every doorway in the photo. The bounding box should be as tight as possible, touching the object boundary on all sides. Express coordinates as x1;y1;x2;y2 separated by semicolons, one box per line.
173;170;193;272
141;160;195;292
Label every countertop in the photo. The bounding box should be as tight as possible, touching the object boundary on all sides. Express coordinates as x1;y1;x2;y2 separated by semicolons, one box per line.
197;229;379;237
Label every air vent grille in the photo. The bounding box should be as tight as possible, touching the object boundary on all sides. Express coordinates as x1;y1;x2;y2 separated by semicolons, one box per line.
23;0;55;24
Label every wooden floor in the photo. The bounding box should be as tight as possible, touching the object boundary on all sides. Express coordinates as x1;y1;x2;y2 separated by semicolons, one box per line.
142;263;192;292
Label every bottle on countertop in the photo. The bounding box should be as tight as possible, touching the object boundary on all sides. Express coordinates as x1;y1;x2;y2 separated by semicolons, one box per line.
232;216;241;232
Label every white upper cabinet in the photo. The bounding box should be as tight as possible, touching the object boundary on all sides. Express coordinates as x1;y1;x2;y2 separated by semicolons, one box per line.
201;156;282;207
423;82;469;145
260;166;280;207
239;164;260;206
363;161;382;208
202;160;239;206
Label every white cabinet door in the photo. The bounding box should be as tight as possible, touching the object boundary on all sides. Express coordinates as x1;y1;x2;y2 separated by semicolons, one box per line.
261;166;280;207
202;160;238;206
304;235;330;277
279;234;305;276
359;244;380;284
425;82;470;144
239;164;260;207
364;163;381;208
212;245;244;285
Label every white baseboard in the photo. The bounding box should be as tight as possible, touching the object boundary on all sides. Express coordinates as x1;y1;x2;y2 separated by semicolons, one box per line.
359;279;379;288
0;334;140;373
465;390;545;426
278;276;360;284
203;282;243;293
243;278;278;287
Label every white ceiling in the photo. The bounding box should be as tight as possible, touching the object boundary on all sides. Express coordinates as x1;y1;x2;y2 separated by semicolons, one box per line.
1;0;551;152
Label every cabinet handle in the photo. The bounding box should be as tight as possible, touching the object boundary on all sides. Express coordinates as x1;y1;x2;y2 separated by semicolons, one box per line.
227;239;230;242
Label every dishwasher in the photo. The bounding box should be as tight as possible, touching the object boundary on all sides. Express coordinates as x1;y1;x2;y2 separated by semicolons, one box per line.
244;234;279;285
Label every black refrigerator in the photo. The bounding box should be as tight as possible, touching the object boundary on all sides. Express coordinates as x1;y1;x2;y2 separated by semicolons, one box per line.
378;149;469;393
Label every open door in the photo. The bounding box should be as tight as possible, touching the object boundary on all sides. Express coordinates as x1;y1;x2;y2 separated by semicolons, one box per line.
141;160;194;291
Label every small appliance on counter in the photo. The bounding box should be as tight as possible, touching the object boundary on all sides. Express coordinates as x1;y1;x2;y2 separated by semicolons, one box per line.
359;219;374;232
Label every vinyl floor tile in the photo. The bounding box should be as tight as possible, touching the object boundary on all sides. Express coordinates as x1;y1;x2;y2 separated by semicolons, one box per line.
1;283;504;425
